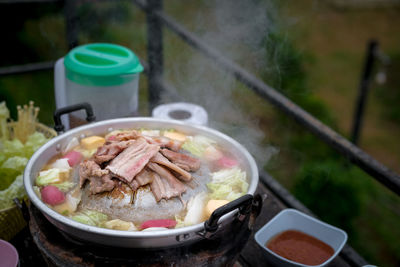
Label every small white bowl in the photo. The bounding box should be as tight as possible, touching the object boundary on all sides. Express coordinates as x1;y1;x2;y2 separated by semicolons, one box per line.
254;209;347;267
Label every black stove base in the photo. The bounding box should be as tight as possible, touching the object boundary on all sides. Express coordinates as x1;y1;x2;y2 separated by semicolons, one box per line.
28;204;252;267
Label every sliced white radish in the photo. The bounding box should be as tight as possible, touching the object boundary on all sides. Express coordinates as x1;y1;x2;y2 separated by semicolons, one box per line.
51;158;71;170
184;192;208;226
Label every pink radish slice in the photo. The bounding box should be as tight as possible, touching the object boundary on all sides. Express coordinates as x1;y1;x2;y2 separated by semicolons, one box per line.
217;156;238;168
63;151;83;167
41;185;65;205
140;219;177;230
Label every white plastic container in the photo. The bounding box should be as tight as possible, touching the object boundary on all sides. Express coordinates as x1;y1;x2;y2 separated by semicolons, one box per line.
54;43;143;128
254;209;347;267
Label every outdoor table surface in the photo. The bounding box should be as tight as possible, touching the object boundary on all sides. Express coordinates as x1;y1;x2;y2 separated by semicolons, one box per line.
9;179;352;266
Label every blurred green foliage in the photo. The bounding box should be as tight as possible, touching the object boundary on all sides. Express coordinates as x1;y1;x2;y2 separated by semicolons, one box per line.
0;72;55;125
0;3;63;67
0;3;64;124
262;33;335;127
376;53;400;123
292;160;370;235
77;1;131;43
262;31;363;228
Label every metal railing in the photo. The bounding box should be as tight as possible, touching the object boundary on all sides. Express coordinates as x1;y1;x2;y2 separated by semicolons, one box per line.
1;0;399;265
135;0;400;196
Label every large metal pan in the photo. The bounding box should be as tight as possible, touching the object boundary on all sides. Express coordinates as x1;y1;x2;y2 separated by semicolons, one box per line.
24;105;259;248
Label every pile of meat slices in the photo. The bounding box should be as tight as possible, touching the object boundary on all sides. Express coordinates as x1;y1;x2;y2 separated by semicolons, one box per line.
79;131;201;202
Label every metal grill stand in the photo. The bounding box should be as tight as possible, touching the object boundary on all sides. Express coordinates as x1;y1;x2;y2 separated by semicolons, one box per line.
28;204;252;267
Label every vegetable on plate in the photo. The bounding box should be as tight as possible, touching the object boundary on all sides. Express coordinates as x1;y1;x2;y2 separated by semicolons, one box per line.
0;101;53;210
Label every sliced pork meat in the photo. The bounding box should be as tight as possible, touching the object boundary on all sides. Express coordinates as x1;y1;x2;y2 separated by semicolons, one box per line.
79;160;108;187
149;172;165;202
112;130;141;141
148;163;186;201
160;148;201;172
106;138;159;183
88;173;115;194
150;152;192;182
93;140;135;164
143;136;183;152
136;168;155;186
130;180;140;192
129;168;155;191
79;160;115;194
78;130;204;203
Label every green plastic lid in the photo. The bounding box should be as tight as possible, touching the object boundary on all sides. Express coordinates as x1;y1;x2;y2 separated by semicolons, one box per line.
64;43;144;86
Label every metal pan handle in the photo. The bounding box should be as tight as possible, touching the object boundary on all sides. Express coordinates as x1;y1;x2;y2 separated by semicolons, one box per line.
201;194;254;238
53;102;96;134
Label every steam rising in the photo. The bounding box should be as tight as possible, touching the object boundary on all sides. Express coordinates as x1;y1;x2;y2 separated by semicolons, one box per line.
163;0;279;168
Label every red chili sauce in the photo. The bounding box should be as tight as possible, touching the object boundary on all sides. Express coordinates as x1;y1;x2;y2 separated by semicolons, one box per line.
266;230;334;266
